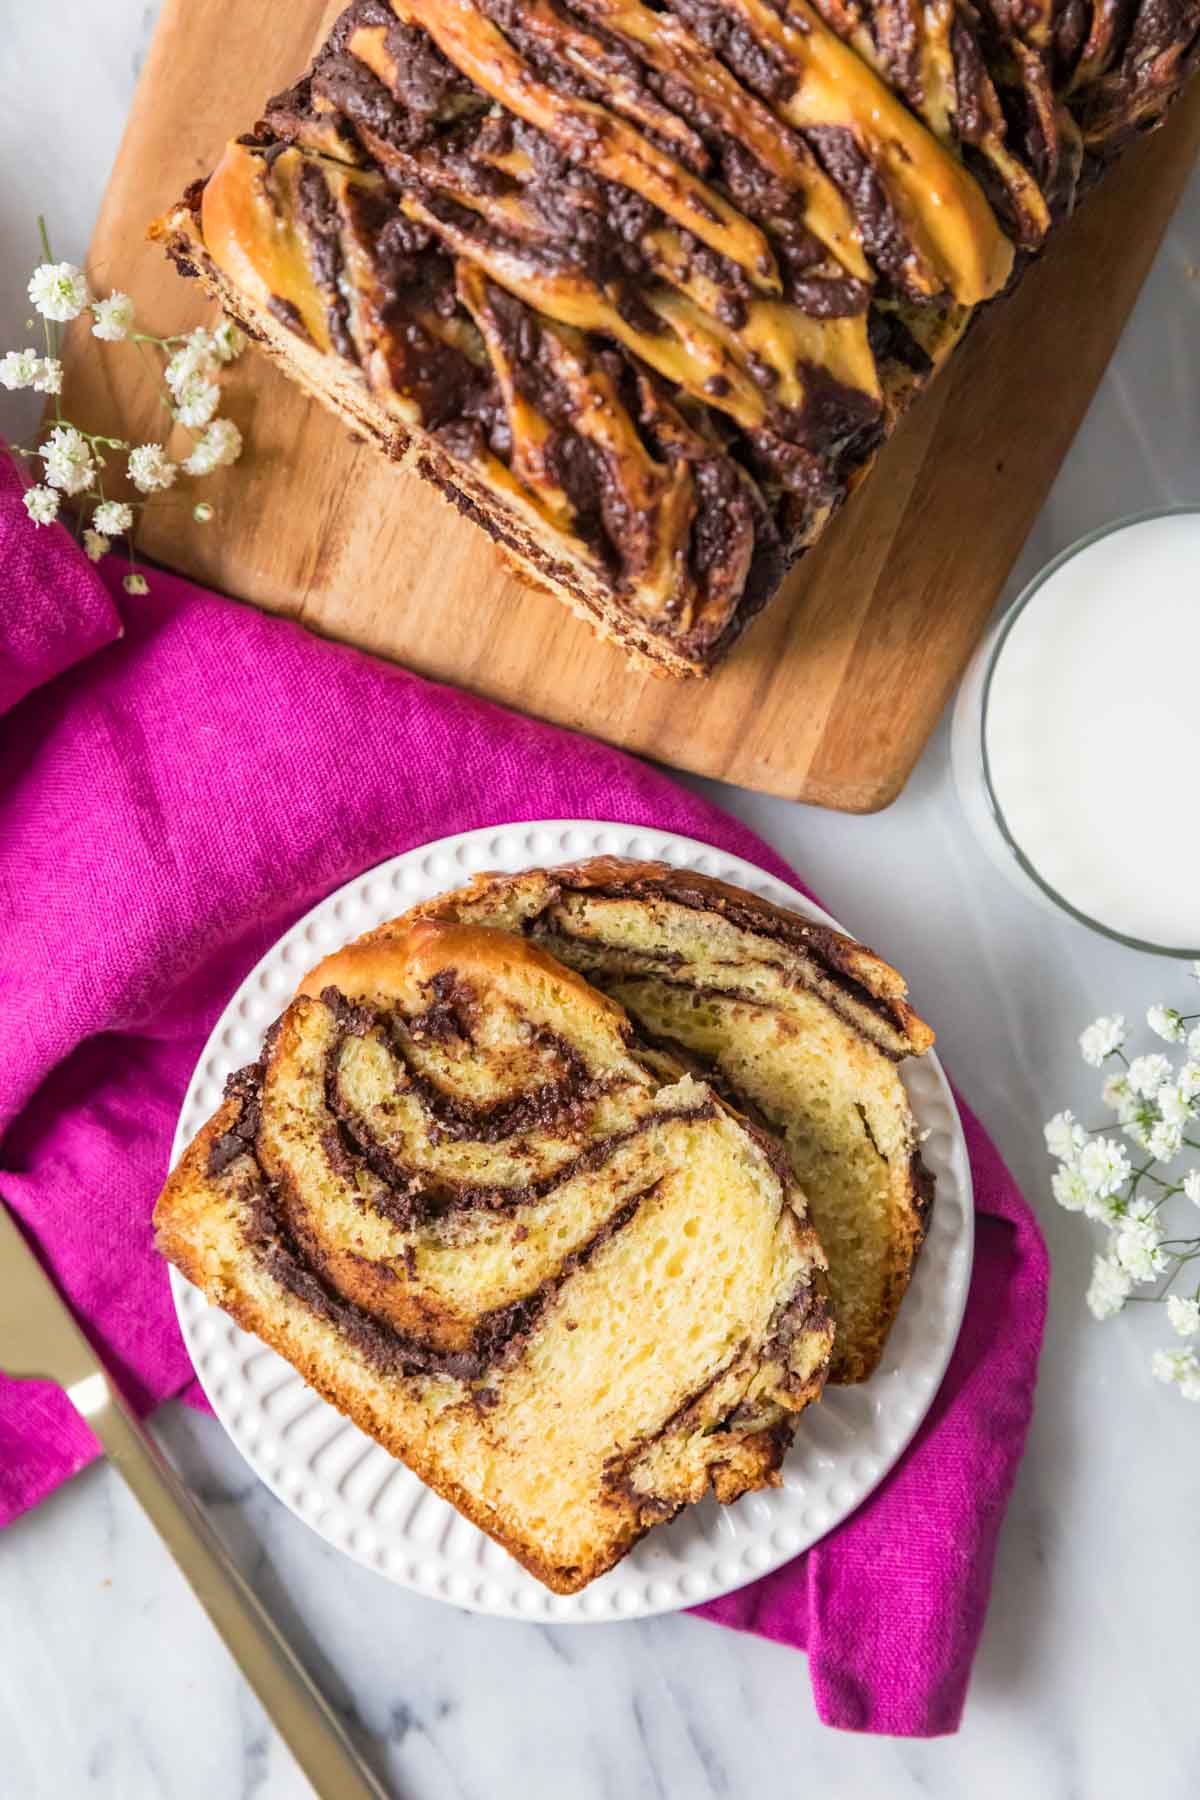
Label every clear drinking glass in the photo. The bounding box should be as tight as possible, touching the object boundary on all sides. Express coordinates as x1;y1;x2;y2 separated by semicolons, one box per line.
950;507;1200;959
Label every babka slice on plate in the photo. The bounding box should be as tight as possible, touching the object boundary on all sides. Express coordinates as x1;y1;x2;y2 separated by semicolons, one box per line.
155;920;832;1593
400;859;935;1382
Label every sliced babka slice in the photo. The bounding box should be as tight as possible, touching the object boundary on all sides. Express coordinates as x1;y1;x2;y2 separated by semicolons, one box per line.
400;860;935;1382
155;921;832;1592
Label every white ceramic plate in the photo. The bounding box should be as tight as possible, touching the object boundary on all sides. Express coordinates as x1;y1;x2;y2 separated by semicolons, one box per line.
170;820;974;1622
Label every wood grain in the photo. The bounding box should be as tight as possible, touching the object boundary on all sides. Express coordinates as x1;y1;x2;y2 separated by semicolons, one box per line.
63;0;1200;810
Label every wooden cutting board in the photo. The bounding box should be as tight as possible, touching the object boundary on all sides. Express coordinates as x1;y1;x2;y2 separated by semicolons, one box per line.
65;0;1200;810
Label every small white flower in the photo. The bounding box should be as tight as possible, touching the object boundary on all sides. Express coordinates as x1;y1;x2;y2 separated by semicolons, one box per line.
1178;1062;1200;1101
1045;1110;1086;1163
82;529;109;562
1084;1191;1124;1228
123;572;149;596
1157;1084;1192;1128
31;356;63;395
1120;1102;1157;1152
1188;1024;1200;1058
1080;1015;1126;1066
27;260;90;322
1184;1170;1200;1206
92;500;133;538
1148;1119;1184;1163
1147;1005;1186;1043
173;377;220;431
1127;1053;1173;1097
1087;1254;1132;1320
1152;1347;1200;1400
1166;1295;1200;1337
127;443;177;494
1112;1200;1170;1283
22;484;60;526
182;416;242;475
1102;1074;1131;1112
164;328;219;393
0;347;40;390
90;291;135;342
211;319;246;363
1078;1136;1132;1199
41;425;95;496
1051;1164;1090;1212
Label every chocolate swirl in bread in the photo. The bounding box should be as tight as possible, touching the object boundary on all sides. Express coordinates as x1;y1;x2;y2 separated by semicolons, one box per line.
152;0;1200;673
155;921;833;1591
399;859;935;1382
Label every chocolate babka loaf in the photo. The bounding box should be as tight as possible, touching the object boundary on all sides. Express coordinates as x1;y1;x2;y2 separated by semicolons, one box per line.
401;859;935;1381
153;0;1200;672
155;921;833;1591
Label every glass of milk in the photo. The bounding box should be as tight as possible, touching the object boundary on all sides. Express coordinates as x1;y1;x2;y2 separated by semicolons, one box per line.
951;509;1200;957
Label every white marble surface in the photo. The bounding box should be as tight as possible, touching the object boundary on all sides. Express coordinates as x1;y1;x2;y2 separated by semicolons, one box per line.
3;5;1200;1796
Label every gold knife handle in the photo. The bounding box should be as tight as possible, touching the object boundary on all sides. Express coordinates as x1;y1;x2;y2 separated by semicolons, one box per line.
70;1373;390;1800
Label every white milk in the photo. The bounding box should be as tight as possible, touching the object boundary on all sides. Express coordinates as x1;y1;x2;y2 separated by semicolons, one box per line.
959;512;1200;952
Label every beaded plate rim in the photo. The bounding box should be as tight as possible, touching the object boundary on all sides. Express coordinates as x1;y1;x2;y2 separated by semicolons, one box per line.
170;819;974;1623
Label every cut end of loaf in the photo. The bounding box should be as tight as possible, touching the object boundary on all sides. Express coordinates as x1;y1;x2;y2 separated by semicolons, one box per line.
396;857;936;1383
155;921;834;1590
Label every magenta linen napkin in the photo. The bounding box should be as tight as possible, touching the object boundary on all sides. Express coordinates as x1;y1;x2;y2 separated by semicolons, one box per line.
0;453;1047;1736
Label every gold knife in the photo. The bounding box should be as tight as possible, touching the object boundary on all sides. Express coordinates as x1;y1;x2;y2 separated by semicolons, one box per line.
0;1197;389;1800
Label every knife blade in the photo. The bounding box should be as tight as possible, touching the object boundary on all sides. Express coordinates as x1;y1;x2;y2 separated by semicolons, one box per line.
0;1196;389;1800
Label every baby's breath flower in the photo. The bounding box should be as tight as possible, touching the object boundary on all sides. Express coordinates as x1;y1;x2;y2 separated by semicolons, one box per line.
1148;1004;1186;1043
92;499;133;538
1166;1295;1200;1337
1152;1348;1200;1399
1157;1084;1192;1128
1080;1015;1126;1067
1112;1200;1169;1283
22;484;60;526
1084;1191;1124;1228
31;356;63;395
1087;1254;1132;1320
1044;1110;1086;1163
1184;1170;1200;1206
1127;1053;1173;1098
40;425;95;496
210;319;246;363
1178;1062;1200;1102
82;529;109;562
90;291;135;342
1102;1074;1131;1112
1052;1164;1091;1212
173;377;220;431
27;259;89;322
123;572;149;596
127;442;177;494
0;347;40;390
1188;1024;1200;1058
1078;1136;1132;1199
164;328;220;393
1148;1120;1184;1164
1120;1102;1157;1152
182;416;242;476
